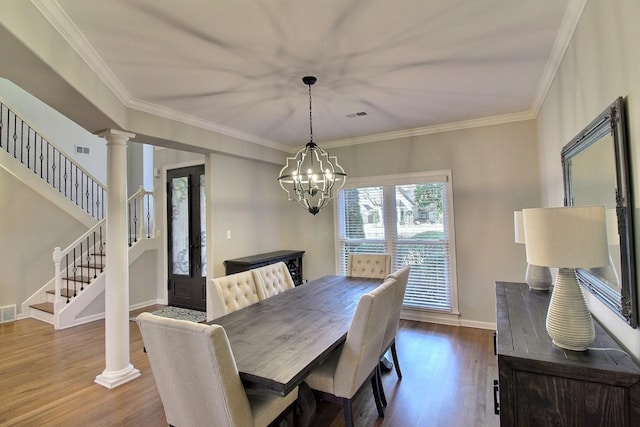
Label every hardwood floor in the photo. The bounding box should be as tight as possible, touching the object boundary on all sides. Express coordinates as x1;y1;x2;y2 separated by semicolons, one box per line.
0;308;499;427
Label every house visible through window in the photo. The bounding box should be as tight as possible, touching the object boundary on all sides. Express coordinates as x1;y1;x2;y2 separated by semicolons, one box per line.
336;171;458;313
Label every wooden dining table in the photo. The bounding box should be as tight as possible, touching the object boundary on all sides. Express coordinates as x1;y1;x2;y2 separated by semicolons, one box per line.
207;275;383;396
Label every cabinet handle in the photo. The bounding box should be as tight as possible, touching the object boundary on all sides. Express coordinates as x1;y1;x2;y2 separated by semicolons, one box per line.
493;331;497;355
493;380;500;415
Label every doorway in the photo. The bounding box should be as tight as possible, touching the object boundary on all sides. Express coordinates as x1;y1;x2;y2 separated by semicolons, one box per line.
167;165;206;310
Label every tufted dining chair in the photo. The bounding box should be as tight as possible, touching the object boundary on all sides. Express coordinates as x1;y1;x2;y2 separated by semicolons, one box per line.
252;262;295;300
137;313;298;427
304;277;396;427
207;270;260;321
347;254;391;279
374;265;411;408
381;265;410;380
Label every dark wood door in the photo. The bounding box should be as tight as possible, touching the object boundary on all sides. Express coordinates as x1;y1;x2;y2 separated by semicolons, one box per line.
167;165;206;310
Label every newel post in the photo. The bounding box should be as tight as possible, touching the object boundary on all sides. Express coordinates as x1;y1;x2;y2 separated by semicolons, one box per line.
52;247;63;330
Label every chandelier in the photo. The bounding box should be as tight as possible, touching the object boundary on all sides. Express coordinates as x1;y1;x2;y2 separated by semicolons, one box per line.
278;76;347;215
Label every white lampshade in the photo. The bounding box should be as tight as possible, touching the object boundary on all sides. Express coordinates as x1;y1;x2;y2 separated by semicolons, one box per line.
523;205;609;269
514;210;551;290
514;211;525;244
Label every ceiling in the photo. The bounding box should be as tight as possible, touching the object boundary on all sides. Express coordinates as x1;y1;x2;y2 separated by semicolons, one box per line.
37;0;578;151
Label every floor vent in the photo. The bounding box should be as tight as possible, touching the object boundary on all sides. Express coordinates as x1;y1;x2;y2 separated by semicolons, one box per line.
0;305;17;323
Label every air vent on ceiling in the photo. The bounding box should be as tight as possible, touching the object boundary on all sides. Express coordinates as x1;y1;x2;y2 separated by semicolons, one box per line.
346;111;368;118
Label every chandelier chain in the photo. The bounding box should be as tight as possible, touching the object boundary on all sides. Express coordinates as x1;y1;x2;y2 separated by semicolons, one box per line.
308;82;313;143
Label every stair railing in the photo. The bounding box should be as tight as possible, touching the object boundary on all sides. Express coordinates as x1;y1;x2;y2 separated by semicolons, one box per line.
52;187;155;314
0;97;105;220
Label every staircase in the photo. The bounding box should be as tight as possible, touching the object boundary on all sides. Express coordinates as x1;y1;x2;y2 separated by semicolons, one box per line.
1;95;155;329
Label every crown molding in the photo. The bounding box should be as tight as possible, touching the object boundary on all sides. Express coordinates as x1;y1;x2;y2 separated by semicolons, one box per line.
127;98;289;152
531;0;588;114
319;110;536;150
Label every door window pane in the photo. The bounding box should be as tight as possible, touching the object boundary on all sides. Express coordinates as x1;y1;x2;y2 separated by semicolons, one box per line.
171;176;190;275
200;174;207;277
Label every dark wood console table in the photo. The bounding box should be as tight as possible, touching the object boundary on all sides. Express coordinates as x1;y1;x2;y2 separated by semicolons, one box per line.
224;250;305;286
495;281;640;426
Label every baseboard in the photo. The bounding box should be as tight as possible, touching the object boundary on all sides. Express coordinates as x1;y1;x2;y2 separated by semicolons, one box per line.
401;307;496;330
129;299;166;311
459;319;496;330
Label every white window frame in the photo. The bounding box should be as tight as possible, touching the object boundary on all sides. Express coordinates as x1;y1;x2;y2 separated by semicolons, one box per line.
334;170;459;315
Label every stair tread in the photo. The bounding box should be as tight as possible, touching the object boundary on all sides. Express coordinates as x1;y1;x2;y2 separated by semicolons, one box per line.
31;302;54;314
80;263;105;269
46;289;75;298
63;275;92;283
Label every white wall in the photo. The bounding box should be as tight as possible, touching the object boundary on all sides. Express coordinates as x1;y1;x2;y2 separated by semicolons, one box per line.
0;167;87;314
154;148;300;280
329;119;541;325
537;0;640;358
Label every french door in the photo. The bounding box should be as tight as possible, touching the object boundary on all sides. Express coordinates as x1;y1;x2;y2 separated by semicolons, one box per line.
167;165;206;310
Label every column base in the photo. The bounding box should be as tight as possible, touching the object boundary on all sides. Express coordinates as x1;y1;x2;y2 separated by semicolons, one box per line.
95;364;141;389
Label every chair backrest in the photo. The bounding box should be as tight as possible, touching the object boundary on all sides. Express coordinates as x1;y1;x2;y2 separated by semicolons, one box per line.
333;277;396;398
252;262;295;300
382;265;411;351
136;312;253;427
207;271;260;321
347;254;391;279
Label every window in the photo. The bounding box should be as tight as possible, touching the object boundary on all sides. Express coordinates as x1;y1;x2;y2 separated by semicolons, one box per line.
336;171;458;313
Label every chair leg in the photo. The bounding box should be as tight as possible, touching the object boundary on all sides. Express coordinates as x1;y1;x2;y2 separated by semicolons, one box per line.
370;373;385;418
391;342;402;380
342;398;355;427
376;364;387;406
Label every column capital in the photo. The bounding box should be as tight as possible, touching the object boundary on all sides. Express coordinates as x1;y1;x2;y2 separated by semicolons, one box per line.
96;129;136;144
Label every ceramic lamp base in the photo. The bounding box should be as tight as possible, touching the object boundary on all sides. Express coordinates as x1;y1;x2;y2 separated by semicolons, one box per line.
525;263;552;291
546;268;595;351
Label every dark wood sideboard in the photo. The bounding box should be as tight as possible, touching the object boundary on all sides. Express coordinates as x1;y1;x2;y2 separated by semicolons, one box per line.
224;250;305;286
495;281;640;426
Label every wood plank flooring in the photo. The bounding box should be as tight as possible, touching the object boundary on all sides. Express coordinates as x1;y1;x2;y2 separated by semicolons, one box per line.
0;306;499;427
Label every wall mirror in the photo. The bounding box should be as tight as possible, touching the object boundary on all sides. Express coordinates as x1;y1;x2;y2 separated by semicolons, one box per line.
562;96;637;327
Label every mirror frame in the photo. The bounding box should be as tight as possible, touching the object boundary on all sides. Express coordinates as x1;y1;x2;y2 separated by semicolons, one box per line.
562;97;637;328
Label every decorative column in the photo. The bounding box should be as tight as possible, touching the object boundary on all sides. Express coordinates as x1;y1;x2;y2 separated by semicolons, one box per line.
95;129;140;389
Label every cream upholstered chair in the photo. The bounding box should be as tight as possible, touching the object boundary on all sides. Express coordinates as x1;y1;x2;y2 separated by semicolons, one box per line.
252;262;295;300
137;313;298;427
382;265;410;379
206;271;260;321
375;265;411;408
347;254;391;279
304;277;396;427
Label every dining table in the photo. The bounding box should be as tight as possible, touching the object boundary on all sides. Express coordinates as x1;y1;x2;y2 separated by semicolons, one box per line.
207;274;383;397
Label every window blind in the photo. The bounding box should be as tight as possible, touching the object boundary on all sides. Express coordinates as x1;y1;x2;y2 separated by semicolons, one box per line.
337;174;456;312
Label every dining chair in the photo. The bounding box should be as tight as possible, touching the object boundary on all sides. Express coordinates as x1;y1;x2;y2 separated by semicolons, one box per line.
137;313;298;427
252;261;295;300
304;277;396;427
206;270;260;321
382;265;410;379
347;254;391;279
375;265;411;407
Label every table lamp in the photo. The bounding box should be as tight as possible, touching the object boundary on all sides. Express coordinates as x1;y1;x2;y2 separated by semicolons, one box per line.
523;205;609;351
514;211;552;290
